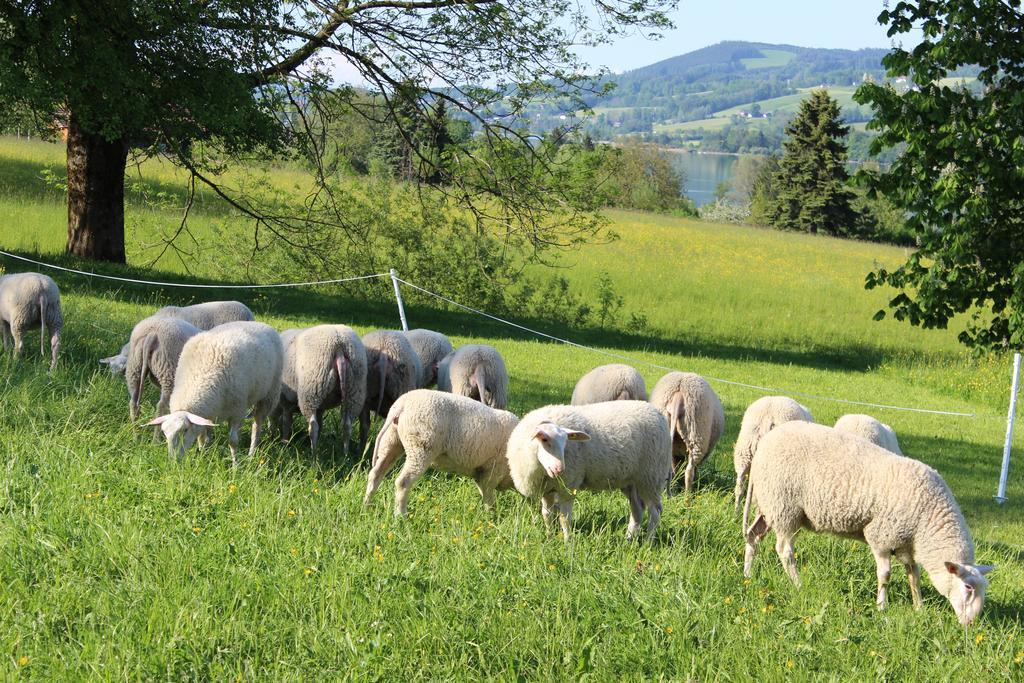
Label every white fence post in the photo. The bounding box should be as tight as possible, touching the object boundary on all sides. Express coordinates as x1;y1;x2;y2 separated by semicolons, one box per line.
389;268;409;332
995;351;1021;503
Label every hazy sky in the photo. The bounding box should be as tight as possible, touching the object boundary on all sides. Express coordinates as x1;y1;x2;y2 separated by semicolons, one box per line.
580;0;919;74
328;0;920;83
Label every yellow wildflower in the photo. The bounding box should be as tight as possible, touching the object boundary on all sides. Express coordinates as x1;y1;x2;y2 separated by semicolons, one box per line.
17;656;28;666
786;660;794;670
228;483;237;493
1014;651;1023;664
192;527;202;535
289;547;298;557
665;627;674;635
548;564;556;571
723;596;733;605
287;509;296;518
373;545;384;562
975;633;984;644
803;616;812;625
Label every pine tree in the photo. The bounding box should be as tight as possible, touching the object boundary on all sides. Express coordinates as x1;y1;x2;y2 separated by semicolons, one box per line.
768;90;857;235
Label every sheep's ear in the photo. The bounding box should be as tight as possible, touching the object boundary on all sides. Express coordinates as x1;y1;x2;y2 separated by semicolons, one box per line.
975;564;995;575
184;412;217;427
533;430;549;441
146;415;169;426
945;561;965;576
565;430;590;441
98;356;115;365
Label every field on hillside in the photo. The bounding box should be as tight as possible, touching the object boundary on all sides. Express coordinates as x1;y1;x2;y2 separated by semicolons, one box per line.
1;137;1022;678
739;48;796;70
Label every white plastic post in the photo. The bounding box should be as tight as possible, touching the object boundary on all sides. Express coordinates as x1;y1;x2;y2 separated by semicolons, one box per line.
389;268;409;332
995;351;1021;503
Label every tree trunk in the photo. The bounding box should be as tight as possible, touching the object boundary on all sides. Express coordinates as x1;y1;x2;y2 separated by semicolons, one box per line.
65;113;129;262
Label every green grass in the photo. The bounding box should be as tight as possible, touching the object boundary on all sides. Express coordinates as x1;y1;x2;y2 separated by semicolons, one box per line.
712;86;860;119
740;49;797;70
1;136;1023;679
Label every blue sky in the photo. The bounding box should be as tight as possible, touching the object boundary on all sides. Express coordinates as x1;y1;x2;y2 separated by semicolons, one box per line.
578;0;921;73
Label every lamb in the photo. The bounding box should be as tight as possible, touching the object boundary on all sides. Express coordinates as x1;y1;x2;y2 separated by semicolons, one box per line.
404;328;454;387
742;421;992;626
732;395;813;513
506;401;672;540
101;300;254;374
437;344;508;409
0;272;63;370
834;413;903;455
121;316;201;421
364;389;520;516
361;330;420;443
147;321;283;466
648;371;724;494
570;364;647;405
277;324;367;454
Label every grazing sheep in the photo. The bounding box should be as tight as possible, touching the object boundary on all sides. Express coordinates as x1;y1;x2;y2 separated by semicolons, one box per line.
437;344;508;409
361;330;420;445
278;324;367;454
364;389;520;516
648;372;724;494
834;414;902;455
101;300;254;374
122;316;201;421
732;396;813;513
506;401;672;540
147;321;283;466
0;272;63;370
571;364;647;405
742;421;992;626
404;328;454;388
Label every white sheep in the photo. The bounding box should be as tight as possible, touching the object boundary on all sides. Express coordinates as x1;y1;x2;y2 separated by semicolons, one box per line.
278;324;367;454
364;389;520;516
147;321;283;466
742;421;992;626
404;328;454;387
101;300;254;374
437;344;508;409
834;413;903;455
506;401;672;540
122;316;201;421
648;371;724;494
570;364;647;405
362;330;421;439
0;272;63;370
732;395;813;513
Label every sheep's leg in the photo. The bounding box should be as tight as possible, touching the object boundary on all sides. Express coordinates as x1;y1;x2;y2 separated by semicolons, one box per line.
644;493;662;542
363;434;403;506
228;420;241;467
308;413;320;452
625;486;644;540
278;406;294;443
896;550;923;609
743;513;769;578
871;547;892;609
775;531;801;587
474;477;497;513
1;321;11;351
358;406;371;457
393;452;430;518
48;330;60;371
540;493;557;530
733;468;747;515
557;497;574;541
341;411;353;458
197;427;211;450
11;324;24;359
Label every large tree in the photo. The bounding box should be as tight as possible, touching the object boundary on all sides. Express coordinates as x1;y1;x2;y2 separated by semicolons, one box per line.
766;89;858;235
0;0;674;263
855;0;1024;350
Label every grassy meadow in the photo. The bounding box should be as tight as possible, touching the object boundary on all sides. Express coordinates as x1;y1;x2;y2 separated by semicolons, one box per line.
1;136;1023;679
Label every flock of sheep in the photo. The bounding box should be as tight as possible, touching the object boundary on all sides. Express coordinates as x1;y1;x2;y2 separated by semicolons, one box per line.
0;271;994;626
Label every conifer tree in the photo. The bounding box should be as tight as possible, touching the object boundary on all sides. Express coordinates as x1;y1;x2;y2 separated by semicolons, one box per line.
767;90;857;235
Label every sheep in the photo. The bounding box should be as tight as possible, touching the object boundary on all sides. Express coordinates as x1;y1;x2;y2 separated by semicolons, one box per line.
506;400;672;541
732;396;813;513
404;328;454;388
834;414;903;455
361;330;420;446
146;321;283;466
437;344;508;409
0;272;63;370
277;324;367;455
121;316;201;421
742;421;993;626
570;364;647;405
648;371;724;494
364;389;520;516
100;300;254;374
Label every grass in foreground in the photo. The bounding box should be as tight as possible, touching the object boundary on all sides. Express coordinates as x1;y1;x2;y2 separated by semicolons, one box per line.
0;136;1022;678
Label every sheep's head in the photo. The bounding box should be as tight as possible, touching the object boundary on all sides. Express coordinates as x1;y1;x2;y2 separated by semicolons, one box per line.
532;421;590;478
944;561;993;626
99;344;130;375
147;411;216;460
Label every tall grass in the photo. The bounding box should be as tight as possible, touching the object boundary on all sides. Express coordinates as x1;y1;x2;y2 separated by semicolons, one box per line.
1;136;1022;678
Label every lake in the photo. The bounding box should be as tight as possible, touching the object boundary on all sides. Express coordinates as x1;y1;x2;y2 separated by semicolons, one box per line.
672;152;739;207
